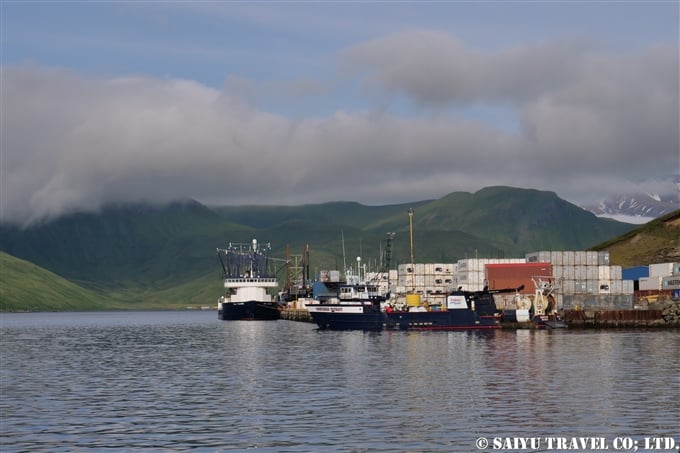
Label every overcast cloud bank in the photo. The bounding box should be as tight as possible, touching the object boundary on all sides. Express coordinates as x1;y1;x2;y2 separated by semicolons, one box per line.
1;31;678;226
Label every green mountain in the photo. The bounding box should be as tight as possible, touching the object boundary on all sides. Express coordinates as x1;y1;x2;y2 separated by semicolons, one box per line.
590;209;680;267
0;251;107;312
0;199;249;289
0;186;638;310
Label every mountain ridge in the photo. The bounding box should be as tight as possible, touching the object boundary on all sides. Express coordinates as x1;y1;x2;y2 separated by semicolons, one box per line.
0;186;648;310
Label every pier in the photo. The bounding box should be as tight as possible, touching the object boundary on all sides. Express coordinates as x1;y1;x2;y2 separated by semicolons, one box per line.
281;303;680;328
281;308;313;323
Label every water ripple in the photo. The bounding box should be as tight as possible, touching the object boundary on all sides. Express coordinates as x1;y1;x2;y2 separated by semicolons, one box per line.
1;312;679;451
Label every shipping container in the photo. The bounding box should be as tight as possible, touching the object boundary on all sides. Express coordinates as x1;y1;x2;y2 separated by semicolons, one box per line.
574;251;587;265
433;263;454;274
561;279;575;294
639;276;663;291
649;263;676;278
597;251;610;266
485;262;552;294
598;266;611;281
550;251;563;266
622;266;649;280
623;280;634;294
662;276;680;290
598;281;611;294
586;251;598;266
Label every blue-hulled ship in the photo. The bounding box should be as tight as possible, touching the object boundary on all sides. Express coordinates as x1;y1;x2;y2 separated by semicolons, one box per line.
216;239;282;321
307;285;519;331
306;208;519;331
305;266;390;331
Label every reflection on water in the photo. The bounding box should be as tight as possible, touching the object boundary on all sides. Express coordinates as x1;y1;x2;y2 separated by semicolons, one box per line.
1;311;679;452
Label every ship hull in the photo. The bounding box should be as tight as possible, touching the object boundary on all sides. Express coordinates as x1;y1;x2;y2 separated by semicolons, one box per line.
385;310;501;330
218;300;281;321
308;304;500;331
307;305;384;331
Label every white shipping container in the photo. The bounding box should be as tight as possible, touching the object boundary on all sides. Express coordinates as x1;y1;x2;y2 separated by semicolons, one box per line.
586;266;599;280
434;263;454;274
550;251;563;266
586;251;598;266
457;270;486;291
574;251;586;265
598;266;611;281
662;276;680;290
610;265;622;280
563;251;574;266
586;280;598;294
610;280;622;294
649;263;675;278
561;279;575;294
526;251;547;263
598;251;610;266
398;264;413;274
574;280;588;293
623;280;634;294
574;265;587;280
639;276;662;291
598;280;611;294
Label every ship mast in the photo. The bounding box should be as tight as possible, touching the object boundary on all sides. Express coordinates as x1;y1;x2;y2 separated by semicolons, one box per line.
408;208;415;292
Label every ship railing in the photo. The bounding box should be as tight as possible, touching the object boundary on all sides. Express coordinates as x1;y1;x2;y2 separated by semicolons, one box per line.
224;277;278;284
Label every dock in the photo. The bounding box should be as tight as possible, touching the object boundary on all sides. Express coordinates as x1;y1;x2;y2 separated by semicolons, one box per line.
281;303;680;328
281;308;313;323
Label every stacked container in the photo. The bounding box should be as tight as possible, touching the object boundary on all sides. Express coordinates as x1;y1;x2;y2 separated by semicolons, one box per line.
396;263;456;306
526;250;634;309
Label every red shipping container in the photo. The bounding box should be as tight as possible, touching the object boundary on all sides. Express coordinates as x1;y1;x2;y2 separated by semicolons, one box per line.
486;262;553;294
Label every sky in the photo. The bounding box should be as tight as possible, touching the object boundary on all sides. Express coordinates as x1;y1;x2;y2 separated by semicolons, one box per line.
1;1;678;226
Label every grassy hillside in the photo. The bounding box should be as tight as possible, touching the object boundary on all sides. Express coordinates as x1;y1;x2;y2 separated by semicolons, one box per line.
212;200;432;230
0;252;108;312
0;200;252;290
590;209;680;267
366;186;634;254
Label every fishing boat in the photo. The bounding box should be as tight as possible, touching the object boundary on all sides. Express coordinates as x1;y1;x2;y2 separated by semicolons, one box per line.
306;210;518;331
307;285;518;331
305;266;390;331
216;239;282;321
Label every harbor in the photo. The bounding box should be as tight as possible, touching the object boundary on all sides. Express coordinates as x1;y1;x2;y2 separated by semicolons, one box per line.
274;247;680;329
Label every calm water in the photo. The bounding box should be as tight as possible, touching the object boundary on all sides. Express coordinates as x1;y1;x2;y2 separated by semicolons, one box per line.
1;311;678;452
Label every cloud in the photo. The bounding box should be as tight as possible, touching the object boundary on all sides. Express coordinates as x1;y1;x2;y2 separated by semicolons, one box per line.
1;32;678;226
341;30;583;105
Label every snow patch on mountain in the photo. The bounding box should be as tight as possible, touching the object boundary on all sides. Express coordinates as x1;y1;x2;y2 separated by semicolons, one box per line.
584;189;678;224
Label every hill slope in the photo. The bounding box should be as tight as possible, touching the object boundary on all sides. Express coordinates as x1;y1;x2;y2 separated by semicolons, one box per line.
0;199;251;289
0;252;108;311
590;209;680;267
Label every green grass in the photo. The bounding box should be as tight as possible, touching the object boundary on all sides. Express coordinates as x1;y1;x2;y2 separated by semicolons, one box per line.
590;210;680;266
0;252;108;311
